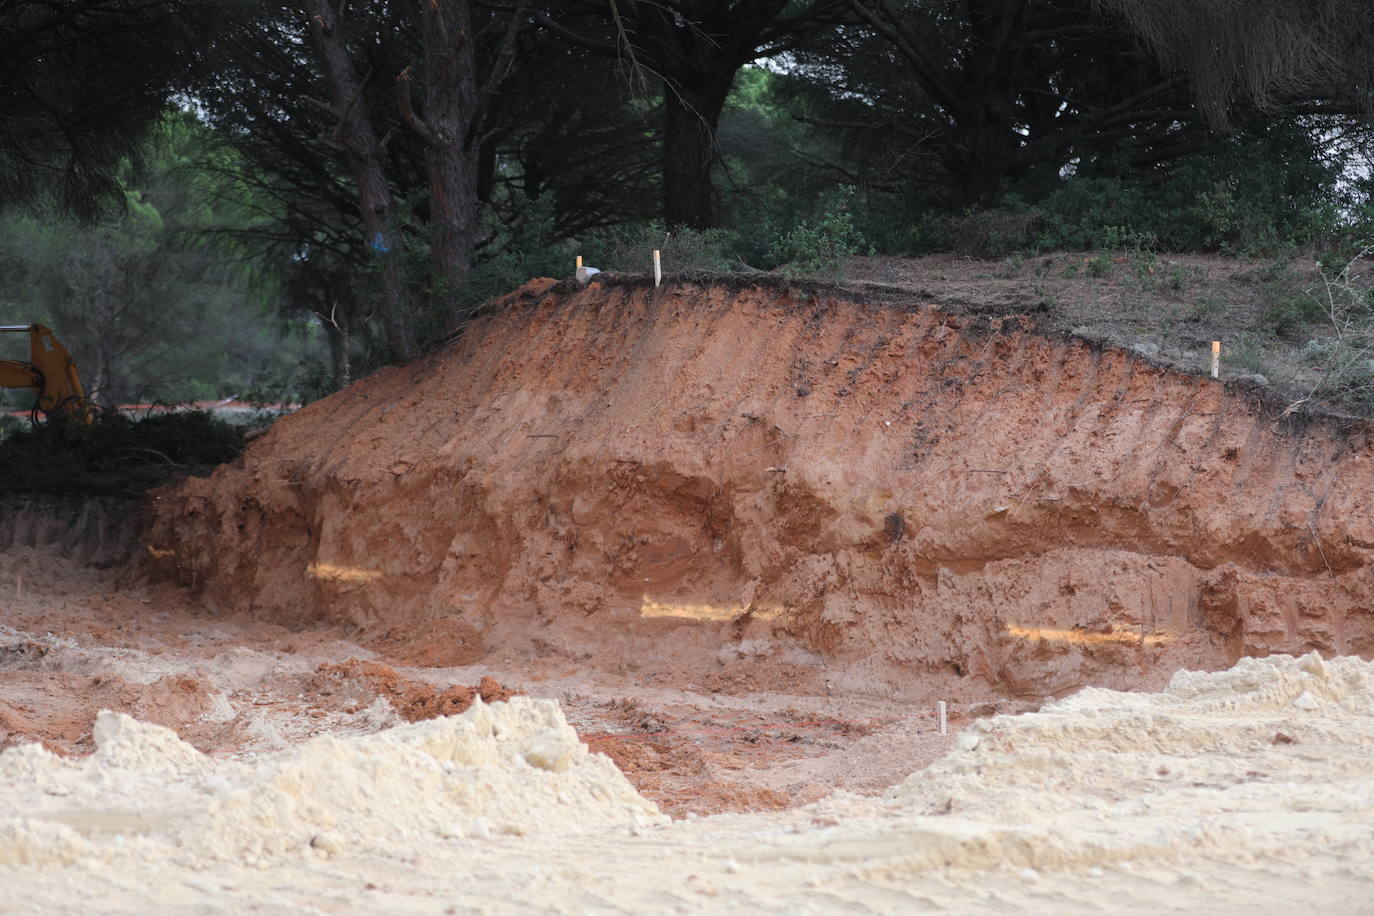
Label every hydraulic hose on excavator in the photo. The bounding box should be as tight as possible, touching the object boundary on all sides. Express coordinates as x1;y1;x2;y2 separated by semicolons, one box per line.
0;324;91;423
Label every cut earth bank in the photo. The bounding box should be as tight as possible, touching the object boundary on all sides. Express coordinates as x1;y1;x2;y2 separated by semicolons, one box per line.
3;276;1374;912
147;275;1374;704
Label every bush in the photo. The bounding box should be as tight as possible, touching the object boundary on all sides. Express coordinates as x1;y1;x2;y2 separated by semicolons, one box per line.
439;194;572;322
0;414;25;443
0;409;244;497
766;201;868;280
1255;259;1321;336
947;125;1353;257
1028;178;1160;251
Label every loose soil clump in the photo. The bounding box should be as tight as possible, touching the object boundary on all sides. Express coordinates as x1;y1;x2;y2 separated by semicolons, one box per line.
311;660;519;722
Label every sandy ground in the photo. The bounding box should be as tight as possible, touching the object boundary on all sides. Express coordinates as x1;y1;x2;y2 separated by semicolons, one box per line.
0;551;959;819
6;276;1374;911
1;555;1371;914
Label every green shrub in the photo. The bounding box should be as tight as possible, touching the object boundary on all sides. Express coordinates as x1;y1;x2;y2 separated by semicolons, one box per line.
766;202;868;281
0;414;25;443
446;193;572;320
1255;259;1321;337
1087;252;1114;278
959;125;1352;256
908;211;957;254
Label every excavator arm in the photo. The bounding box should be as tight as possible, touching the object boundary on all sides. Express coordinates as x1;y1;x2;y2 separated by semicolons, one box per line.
0;325;91;423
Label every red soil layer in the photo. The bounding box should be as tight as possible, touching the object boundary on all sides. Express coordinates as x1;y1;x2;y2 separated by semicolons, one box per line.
144;278;1374;702
311;660;518;722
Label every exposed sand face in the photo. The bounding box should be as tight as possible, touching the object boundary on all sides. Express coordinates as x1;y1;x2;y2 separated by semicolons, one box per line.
146;278;1374;707
2;652;1371;913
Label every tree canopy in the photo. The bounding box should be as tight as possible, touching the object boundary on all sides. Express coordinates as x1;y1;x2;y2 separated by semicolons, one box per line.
0;0;231;218
1;0;1372;397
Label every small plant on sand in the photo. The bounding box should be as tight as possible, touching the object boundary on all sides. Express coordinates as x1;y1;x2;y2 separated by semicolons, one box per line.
1087;252;1113;278
995;253;1026;278
1167;264;1203;292
1187;290;1225;323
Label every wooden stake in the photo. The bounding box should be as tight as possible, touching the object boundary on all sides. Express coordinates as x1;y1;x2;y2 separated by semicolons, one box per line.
653;249;662;287
1211;341;1221;379
938;700;947;736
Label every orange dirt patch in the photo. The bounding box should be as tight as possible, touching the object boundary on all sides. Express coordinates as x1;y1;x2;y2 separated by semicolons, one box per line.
0;670;213;754
362;618;484;668
311;660;520;722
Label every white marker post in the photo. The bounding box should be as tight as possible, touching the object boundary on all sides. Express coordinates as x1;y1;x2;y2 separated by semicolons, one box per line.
653;249;662;287
1211;340;1221;379
938;700;948;736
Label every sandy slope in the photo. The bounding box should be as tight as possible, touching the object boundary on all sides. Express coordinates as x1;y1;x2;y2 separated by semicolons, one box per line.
2;652;1371;914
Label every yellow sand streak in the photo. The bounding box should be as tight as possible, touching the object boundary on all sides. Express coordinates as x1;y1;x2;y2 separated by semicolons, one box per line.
1007;623;1173;647
640;598;784;622
308;562;383;583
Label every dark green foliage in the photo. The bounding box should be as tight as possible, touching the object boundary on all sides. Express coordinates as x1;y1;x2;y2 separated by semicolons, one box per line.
0;0;234;219
951;212;1043;259
1099;0;1374;126
936;127;1356;257
459;195;574;312
0;410;244;497
1256;260;1322;337
0;116;323;408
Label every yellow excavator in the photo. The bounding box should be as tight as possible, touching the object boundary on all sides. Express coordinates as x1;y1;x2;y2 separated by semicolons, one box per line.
0;324;91;424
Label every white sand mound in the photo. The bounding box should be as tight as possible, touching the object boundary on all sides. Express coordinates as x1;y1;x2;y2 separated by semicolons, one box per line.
881;651;1374;871
3;654;1373;912
0;696;664;869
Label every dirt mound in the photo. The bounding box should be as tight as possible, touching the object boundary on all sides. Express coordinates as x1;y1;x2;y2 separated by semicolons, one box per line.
310;660;519;722
0;669;213;754
145;277;1374;701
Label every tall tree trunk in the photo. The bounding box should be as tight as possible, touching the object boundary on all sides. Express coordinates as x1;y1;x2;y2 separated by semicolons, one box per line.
946;0;1030;207
306;0;415;360
418;0;479;290
662;81;730;230
399;0;526;318
636;0;770;231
